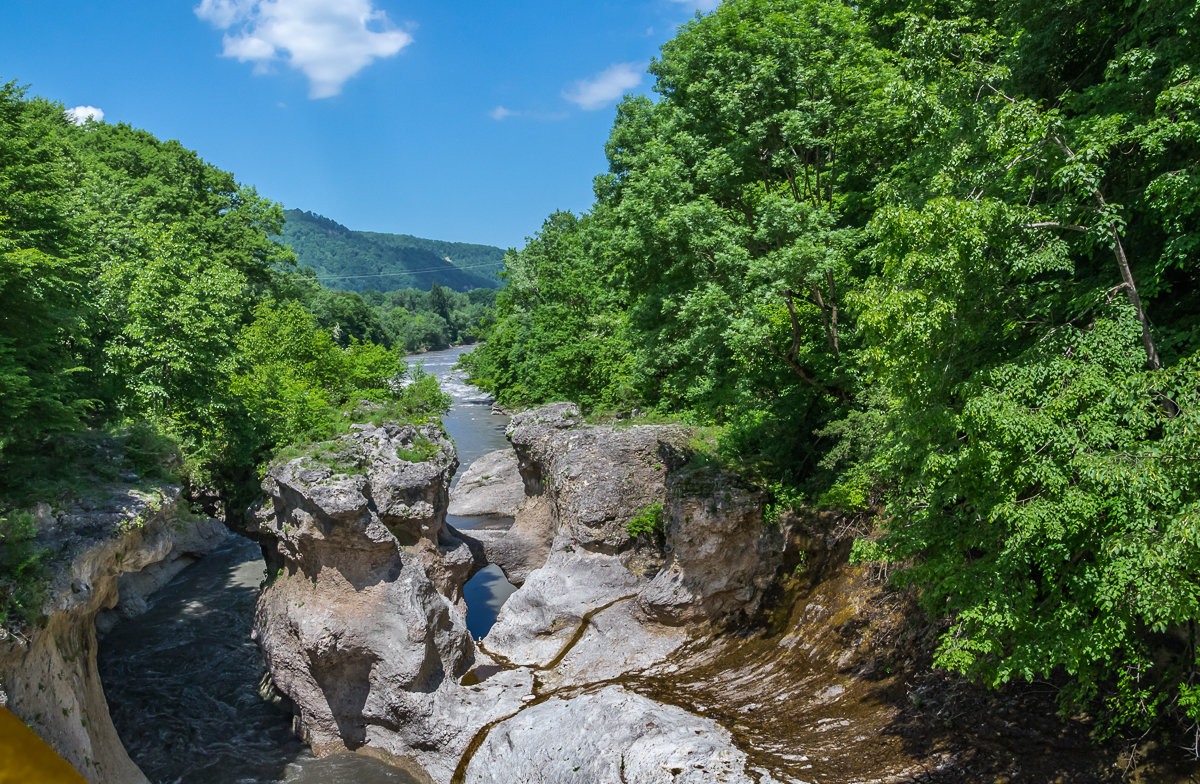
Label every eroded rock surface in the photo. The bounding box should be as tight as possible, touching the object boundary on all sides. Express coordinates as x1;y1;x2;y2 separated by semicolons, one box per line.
483;549;645;667
447;448;525;518
0;486;228;784
638;466;786;627
462;686;770;784
506;404;686;566
251;422;533;783
253;408;779;784
460;495;553;587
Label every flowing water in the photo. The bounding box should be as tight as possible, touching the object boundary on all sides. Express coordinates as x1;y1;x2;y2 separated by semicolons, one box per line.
411;345;519;640
98;344;517;783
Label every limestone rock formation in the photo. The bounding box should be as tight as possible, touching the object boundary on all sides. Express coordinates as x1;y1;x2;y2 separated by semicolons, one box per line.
446;448;525;518
254;409;794;784
0;486;228;784
638;466;787;626
251;421;531;783
460;495;553;587
505;403;688;573
462;686;771;784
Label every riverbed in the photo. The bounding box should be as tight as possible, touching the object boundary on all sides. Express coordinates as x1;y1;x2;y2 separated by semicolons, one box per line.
98;345;514;784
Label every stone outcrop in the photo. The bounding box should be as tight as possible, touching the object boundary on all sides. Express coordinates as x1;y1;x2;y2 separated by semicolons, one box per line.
253;407;798;784
0;486;228;784
462;686;773;784
638;466;785;626
505;404;687;568
251;421;531;783
460;496;553;587
446;448;525;519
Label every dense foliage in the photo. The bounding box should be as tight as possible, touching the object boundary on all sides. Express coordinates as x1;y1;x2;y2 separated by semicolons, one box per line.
300;279;497;353
465;0;1200;743
277;209;504;293
0;80;451;525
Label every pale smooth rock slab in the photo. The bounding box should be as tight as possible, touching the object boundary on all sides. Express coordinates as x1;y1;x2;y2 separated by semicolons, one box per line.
534;598;688;691
481;549;645;667
462;685;762;784
448;449;526;518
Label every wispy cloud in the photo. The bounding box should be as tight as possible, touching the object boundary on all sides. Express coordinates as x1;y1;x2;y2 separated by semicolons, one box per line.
194;0;413;98
489;105;516;121
563;62;645;111
65;105;104;124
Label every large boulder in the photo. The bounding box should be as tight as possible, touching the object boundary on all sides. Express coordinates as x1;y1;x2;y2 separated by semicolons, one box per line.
257;421;481;610
482;549;645;667
506;404;687;567
461;686;771;784
447;448;525;518
251;421;533;783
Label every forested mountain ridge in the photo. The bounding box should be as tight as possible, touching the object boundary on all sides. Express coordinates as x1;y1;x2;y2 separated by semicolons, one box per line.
464;0;1200;753
277;208;504;293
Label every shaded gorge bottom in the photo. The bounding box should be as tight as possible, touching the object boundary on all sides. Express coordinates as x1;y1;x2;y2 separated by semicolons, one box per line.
97;535;421;784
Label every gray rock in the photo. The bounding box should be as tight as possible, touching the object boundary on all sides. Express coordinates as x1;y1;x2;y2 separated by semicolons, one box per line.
638;467;783;626
507;403;688;562
533;598;687;692
252;423;536;782
459;494;555;587
462;686;762;784
0;486;227;784
448;449;526;518
482;549;646;667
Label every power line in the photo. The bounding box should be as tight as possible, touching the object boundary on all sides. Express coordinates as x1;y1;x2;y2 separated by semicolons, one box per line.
312;261;504;281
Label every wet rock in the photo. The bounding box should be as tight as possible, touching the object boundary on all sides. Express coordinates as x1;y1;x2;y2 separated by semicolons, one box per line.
482;549;645;667
447;448;525;518
462;686;767;784
0;486;228;784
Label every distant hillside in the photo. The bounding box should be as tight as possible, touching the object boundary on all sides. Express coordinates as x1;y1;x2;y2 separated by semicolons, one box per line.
276;209;505;292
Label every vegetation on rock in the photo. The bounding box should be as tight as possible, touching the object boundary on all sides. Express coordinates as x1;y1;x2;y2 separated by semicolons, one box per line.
0;80;452;535
463;0;1200;747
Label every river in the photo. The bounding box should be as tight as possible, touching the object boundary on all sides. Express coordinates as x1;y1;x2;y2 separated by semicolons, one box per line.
97;344;515;784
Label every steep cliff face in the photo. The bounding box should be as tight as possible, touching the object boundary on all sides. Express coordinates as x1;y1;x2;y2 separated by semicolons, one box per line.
253;407;795;784
0;486;228;784
250;422;534;784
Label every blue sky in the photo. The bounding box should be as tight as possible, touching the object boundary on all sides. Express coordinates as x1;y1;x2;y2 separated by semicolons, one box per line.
0;0;717;249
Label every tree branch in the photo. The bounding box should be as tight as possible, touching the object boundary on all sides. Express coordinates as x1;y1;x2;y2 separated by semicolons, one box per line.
1051;135;1162;370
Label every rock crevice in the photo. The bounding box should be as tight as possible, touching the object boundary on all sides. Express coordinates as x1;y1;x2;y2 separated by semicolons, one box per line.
0;486;229;784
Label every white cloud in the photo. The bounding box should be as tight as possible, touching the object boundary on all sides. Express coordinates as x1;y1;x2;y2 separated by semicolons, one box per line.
195;0;413;98
563;62;645;111
668;0;720;11
65;105;104;124
489;105;516;121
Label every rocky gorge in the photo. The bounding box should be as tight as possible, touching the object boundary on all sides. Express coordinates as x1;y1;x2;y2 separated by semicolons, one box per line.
5;392;1188;783
248;402;797;784
248;399;1165;784
0;485;229;783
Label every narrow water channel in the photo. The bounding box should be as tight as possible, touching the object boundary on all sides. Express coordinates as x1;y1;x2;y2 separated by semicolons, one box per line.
98;344;517;783
413;345;519;640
